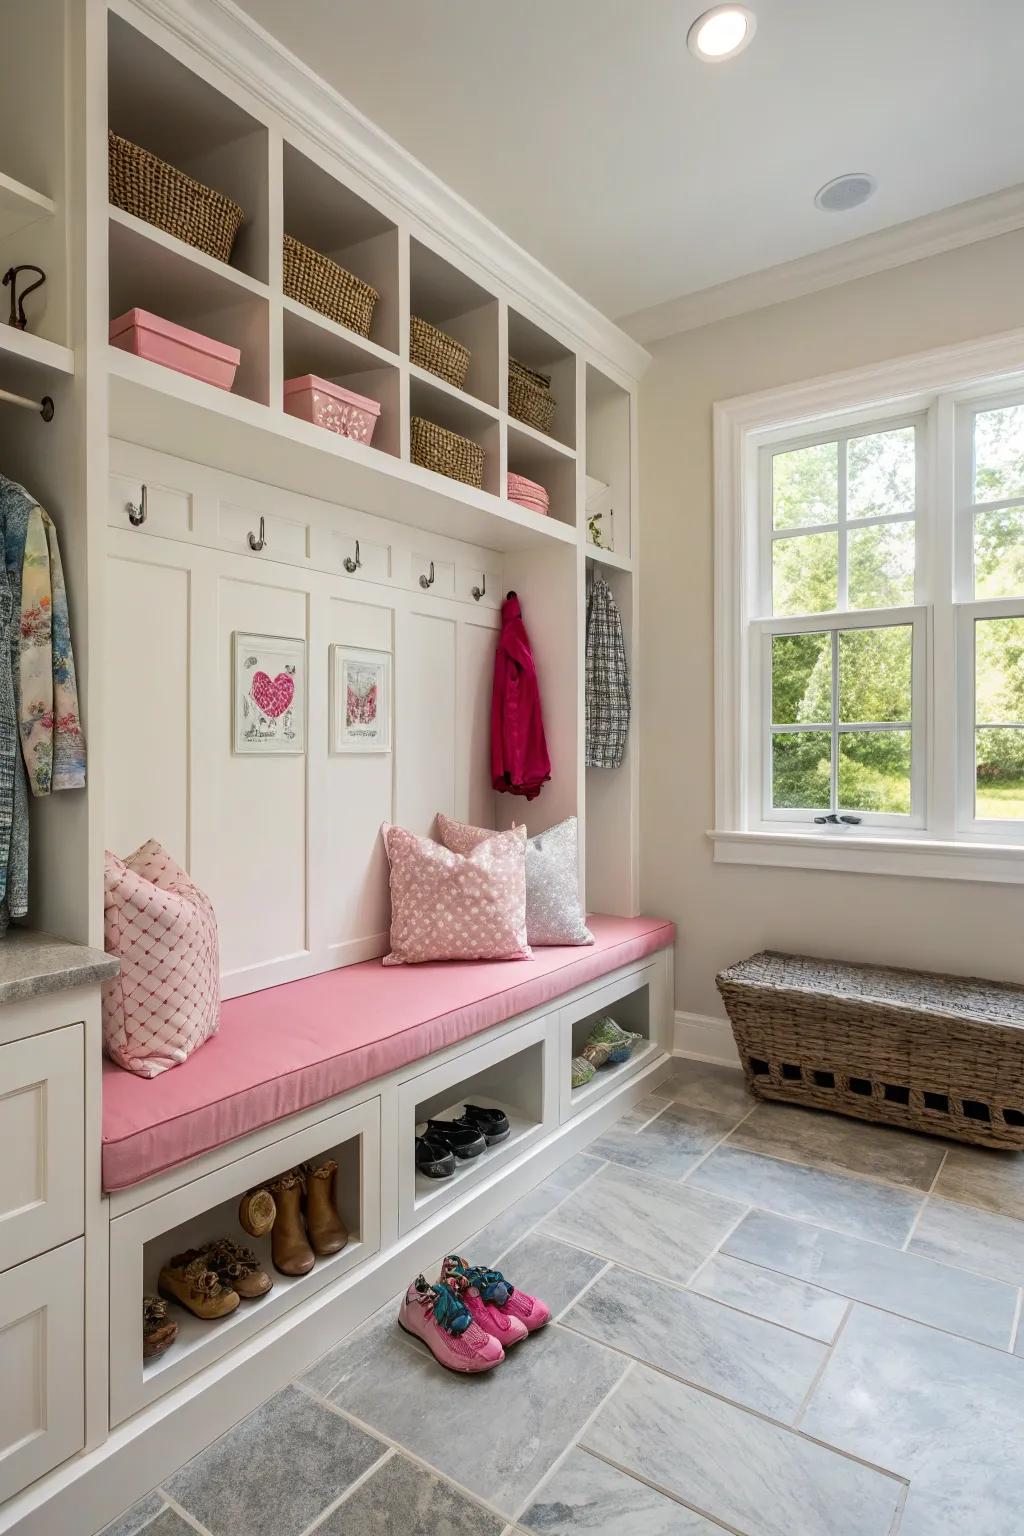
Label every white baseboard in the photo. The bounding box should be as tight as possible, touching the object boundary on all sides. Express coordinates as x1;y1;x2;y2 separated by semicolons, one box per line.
673;1010;741;1067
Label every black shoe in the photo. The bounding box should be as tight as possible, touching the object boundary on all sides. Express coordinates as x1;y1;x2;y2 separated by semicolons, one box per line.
455;1104;511;1145
424;1120;488;1159
416;1136;456;1179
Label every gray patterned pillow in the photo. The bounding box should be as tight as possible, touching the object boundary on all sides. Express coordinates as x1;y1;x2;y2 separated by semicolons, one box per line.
436;813;593;946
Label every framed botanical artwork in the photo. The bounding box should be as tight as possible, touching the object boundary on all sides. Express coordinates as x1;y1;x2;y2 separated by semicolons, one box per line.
331;644;392;753
233;632;306;754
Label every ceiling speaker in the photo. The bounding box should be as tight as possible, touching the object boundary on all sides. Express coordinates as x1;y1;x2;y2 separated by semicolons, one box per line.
814;173;878;212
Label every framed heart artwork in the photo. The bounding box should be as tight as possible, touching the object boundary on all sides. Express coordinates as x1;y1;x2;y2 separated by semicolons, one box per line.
232;632;306;754
330;645;391;753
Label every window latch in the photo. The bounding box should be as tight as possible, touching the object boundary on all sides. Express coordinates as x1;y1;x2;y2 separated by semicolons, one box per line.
813;813;862;826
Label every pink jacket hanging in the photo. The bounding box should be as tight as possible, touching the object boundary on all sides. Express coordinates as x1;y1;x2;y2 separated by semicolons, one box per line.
491;592;551;800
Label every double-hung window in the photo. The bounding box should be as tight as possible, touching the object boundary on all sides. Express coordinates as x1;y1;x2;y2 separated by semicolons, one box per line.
761;419;924;829
714;335;1024;880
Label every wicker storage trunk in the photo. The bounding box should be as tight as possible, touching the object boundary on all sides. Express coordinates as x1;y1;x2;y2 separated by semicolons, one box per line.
717;951;1024;1149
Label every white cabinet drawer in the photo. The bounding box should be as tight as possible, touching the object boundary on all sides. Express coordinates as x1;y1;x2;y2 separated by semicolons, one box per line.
0;1240;84;1503
0;1026;84;1273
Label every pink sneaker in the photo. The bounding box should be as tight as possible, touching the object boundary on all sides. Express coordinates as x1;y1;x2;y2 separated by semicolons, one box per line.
441;1255;551;1337
397;1275;504;1373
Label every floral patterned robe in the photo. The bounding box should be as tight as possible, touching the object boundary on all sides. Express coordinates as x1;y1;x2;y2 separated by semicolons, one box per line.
0;475;86;929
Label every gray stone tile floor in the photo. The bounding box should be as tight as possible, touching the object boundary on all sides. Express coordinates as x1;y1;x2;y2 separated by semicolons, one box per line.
102;1056;1024;1536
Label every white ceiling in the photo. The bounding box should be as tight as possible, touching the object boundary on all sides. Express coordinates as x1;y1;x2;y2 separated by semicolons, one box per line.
235;0;1024;326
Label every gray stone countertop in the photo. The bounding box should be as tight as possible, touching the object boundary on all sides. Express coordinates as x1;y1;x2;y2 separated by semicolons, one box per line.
0;926;118;1005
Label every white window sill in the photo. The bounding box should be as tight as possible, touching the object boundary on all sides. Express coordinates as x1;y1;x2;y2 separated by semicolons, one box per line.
709;828;1024;884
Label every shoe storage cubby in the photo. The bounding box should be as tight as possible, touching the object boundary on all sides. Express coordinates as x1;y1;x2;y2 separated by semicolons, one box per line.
108;1096;380;1425
559;962;659;1123
397;1013;558;1236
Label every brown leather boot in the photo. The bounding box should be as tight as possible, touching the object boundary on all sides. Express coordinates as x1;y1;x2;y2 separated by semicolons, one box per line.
304;1159;348;1256
269;1171;315;1276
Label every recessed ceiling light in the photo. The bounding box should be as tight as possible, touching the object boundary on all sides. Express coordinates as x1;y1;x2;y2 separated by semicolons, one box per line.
687;6;756;62
814;172;878;212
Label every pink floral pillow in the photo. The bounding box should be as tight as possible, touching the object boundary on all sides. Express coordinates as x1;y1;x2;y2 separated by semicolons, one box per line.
381;822;530;965
102;839;220;1077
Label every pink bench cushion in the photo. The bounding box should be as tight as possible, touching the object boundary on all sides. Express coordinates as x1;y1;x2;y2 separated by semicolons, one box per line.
102;913;675;1191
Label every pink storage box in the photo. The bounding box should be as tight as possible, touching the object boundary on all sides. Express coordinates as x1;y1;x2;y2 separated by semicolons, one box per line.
284;374;381;445
109;308;241;391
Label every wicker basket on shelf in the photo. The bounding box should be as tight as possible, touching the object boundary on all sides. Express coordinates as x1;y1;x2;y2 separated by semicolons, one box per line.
410;417;484;489
410;316;470;389
283;234;379;339
717;950;1024;1150
108;131;245;264
508;357;556;435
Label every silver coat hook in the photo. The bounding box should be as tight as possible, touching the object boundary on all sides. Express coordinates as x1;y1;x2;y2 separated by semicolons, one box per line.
343;539;362;574
127;485;148;527
471;573;486;601
248;516;267;552
419;560;435;590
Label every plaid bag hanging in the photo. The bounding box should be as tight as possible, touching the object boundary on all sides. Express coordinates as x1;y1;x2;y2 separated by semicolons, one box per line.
585;575;630;768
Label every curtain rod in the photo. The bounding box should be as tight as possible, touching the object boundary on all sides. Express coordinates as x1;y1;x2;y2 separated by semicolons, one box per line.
0;386;54;422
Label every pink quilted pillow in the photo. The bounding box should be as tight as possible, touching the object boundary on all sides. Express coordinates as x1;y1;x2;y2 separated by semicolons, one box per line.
102;839;220;1078
381;822;530;965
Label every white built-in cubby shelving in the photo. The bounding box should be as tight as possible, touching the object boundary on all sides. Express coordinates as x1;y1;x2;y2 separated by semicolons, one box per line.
0;0;656;1528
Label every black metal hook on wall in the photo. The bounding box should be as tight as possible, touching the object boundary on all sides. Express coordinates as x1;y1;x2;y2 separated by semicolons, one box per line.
343;539;362;573
419;560;435;590
248;516;267;552
471;573;486;601
3;265;46;331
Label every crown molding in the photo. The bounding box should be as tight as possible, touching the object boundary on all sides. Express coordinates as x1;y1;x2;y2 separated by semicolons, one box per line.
621;183;1024;346
125;0;650;381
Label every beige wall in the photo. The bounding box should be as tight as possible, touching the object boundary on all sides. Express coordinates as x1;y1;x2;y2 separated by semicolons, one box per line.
639;228;1024;1022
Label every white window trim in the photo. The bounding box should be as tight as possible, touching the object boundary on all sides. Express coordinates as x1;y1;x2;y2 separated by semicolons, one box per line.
712;324;1024;884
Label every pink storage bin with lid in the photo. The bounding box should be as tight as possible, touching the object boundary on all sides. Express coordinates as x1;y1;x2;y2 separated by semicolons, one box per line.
109;308;241;391
284;374;382;445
